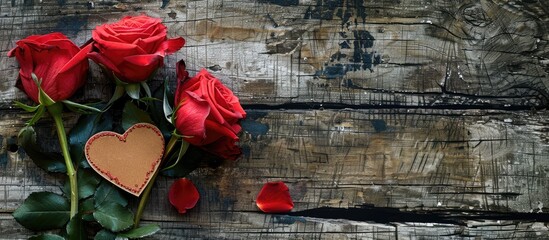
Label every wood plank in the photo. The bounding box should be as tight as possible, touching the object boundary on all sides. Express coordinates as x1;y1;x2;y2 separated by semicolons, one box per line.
1;0;549;238
1;0;547;108
2;109;549;238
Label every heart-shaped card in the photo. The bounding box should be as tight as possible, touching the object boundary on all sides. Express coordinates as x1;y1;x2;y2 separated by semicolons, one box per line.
85;123;165;196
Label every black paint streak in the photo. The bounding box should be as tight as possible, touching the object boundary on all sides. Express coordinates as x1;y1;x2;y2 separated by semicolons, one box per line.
0;135;5;168
317;30;381;78
286;206;549;226
241;119;269;140
288;206;459;225
339;41;351;49
160;0;170;9
0;137;17;168
54;16;88;37
303;0;381;79
23;0;33;6
304;0;366;26
371;119;387;132
320;64;346;79
242;101;546;111
266;14;279;27
264;0;298;6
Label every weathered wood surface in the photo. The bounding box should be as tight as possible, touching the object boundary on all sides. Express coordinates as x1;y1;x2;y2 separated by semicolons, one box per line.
1;0;549;239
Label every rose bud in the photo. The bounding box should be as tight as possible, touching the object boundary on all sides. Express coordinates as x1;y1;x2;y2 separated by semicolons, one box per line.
173;61;246;160
8;32;92;103
88;15;185;83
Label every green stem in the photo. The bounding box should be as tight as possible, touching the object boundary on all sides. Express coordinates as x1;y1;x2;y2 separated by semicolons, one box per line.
134;134;180;227
47;103;78;218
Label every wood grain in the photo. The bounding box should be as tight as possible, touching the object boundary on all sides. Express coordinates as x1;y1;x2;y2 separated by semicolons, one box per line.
1;0;548;108
2;109;549;238
0;0;548;238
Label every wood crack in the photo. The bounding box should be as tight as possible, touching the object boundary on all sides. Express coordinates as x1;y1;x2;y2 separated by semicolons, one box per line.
286;206;549;226
242;101;544;111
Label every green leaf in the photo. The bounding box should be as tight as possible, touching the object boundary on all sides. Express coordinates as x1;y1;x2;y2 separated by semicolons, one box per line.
13;192;70;231
62;100;103;114
78;169;101;199
162;144;200;178
80;197;95;221
93;202;134;232
149;80;175;138
116;224;160;239
113;73;129;86
125;83;141;100
29;234;65;240
95;229;116;240
106;85;126;109
121;101;153;131
32;73;56;106
162;78;174;124
14;101;40;112
162;140;189;171
18;126;66;173
95;181;128;208
27;105;46;126
66;214;86;240
137;97;159;103
62;179;70;197
62;169;100;198
68;109;113;168
141;82;152;98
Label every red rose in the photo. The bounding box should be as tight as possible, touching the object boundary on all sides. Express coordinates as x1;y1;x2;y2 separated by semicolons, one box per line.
173;61;246;160
88;15;185;83
8;32;92;103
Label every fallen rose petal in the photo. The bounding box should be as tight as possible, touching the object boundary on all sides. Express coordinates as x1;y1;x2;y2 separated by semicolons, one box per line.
256;181;294;213
168;178;200;214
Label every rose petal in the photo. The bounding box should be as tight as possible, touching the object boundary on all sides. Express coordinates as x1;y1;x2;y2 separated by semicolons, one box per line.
11;43;39;102
88;52;121;75
45;43;92;101
197;70;228;125
174;60;189;104
211;84;244;122
24;32;68;42
57;43;92;75
9;32;89;103
174;90;211;145
202;136;242;161
113;54;163;82
256;182;294;213
132;33;165;53
168;178;200;214
201;119;239;145
155;37;185;56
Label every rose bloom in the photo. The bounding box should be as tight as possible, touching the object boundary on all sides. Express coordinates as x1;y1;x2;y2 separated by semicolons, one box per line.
88;15;185;83
8;32;92;103
173;61;246;160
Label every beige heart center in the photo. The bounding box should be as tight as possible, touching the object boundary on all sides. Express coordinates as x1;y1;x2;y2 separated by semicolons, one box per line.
85;123;165;196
